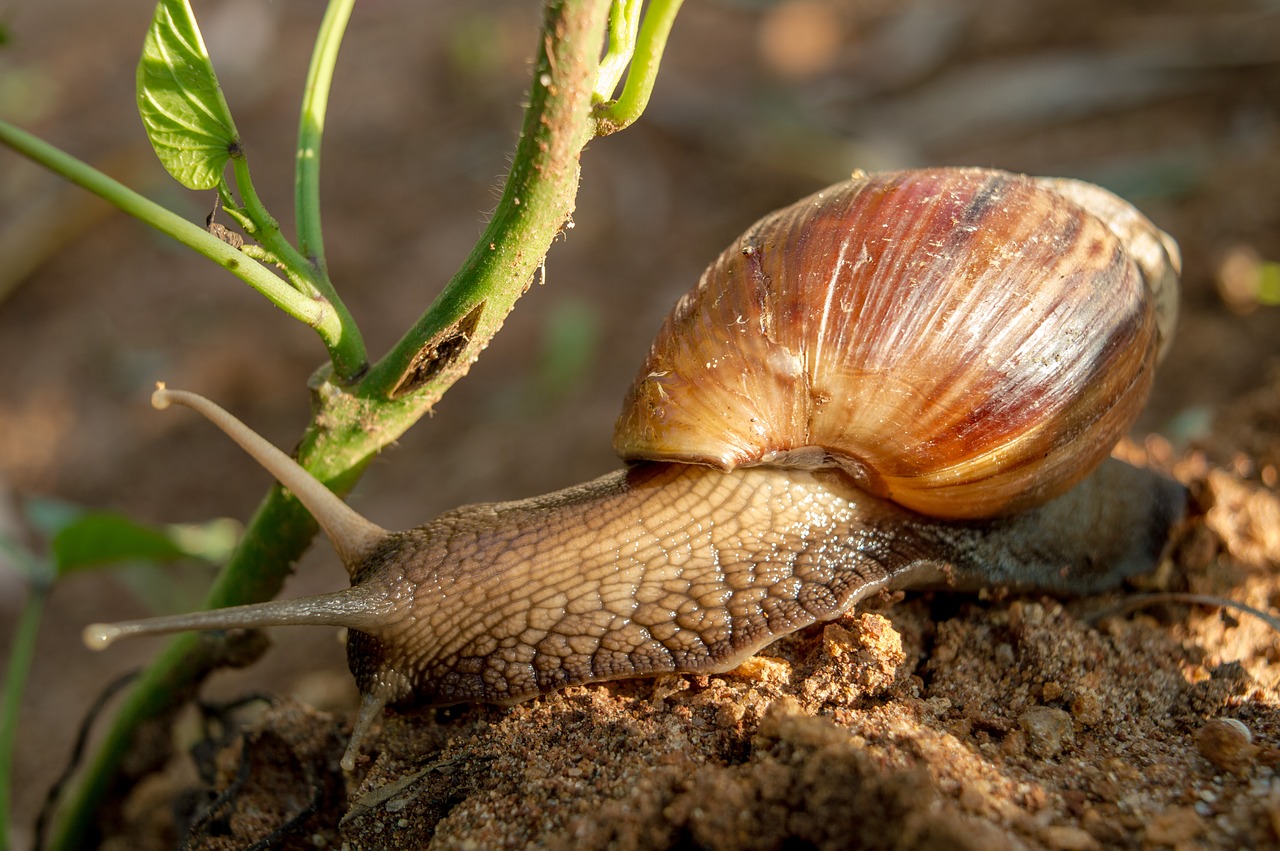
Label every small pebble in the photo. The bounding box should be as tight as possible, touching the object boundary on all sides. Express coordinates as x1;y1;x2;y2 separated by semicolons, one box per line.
1196;718;1257;772
1069;689;1102;726
729;655;791;684
715;701;745;729
1020;706;1075;758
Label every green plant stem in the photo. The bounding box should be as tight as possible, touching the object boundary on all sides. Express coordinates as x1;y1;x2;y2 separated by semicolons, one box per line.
228;153;367;381
362;0;612;400
0;585;47;851
593;0;683;136
226;157;296;281
43;2;616;847
595;0;642;102
296;0;354;269
0;120;346;355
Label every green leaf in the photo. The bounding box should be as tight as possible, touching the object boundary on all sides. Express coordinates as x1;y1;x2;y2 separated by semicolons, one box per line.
137;0;240;190
49;512;238;577
52;513;185;575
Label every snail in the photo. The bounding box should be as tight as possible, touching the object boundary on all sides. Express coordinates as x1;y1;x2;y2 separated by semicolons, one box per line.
85;167;1185;771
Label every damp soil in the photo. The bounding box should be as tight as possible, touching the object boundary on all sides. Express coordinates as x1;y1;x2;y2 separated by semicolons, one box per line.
1;1;1278;849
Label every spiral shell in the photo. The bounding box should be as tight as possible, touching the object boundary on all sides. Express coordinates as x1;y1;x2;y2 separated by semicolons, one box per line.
613;167;1180;519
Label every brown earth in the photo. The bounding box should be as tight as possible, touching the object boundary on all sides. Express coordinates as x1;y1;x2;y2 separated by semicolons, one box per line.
0;1;1278;849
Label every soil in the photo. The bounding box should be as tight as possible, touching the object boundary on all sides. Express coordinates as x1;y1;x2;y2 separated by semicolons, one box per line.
1;1;1278;849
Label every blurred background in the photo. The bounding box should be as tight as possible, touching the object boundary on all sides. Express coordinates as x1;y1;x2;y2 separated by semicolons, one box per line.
0;0;1277;844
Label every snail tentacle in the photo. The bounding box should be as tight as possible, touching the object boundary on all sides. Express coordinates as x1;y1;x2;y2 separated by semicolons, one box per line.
83;580;397;650
152;385;388;572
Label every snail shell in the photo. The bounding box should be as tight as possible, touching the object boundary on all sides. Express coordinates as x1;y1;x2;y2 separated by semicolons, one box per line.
616;167;1179;519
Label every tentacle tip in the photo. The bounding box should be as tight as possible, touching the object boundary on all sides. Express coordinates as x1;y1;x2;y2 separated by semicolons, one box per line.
341;692;387;771
151;382;172;411
83;623;120;651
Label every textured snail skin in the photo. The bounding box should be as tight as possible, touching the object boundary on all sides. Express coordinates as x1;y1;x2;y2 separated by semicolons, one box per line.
341;457;1182;708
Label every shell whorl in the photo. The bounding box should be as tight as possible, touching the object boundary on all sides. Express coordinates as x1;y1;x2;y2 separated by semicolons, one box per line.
614;167;1179;519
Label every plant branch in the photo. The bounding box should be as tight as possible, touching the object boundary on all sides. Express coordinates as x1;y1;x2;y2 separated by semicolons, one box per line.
362;0;611;401
228;151;367;381
0;120;345;352
595;0;642;102
593;0;682;136
129;0;363;377
296;0;354;270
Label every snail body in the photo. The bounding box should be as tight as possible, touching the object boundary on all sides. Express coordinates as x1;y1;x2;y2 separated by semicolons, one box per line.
86;168;1185;771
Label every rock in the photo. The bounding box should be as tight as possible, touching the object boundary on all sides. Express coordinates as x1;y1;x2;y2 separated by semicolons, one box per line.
1019;706;1075;758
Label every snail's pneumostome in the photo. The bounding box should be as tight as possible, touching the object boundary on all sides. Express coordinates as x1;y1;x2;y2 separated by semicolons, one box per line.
85;167;1186;771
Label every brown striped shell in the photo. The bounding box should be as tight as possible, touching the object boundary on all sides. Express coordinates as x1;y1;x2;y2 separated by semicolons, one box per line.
613;167;1180;519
